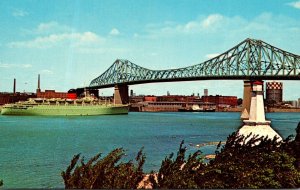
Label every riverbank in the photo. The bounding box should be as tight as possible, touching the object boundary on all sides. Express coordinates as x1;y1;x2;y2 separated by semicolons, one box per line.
222;107;300;113
130;106;300;113
267;108;300;112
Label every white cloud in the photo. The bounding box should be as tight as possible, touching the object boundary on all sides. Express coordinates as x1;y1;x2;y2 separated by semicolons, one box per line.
23;64;32;68
77;47;128;54
35;21;72;34
184;21;198;31
288;1;300;9
150;52;158;56
40;69;53;75
0;63;32;68
206;53;220;59
201;14;223;29
37;22;59;32
79;32;101;42
133;33;139;38
12;9;28;17
140;13;300;44
142;14;228;37
8;32;105;49
109;28;120;36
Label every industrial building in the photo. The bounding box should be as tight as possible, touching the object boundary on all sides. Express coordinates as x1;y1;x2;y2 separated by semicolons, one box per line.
36;89;68;99
266;81;283;105
0;75;97;105
129;93;237;112
202;95;238;108
36;74;98;99
0;78;36;105
35;74;67;99
139;101;186;112
0;92;36;105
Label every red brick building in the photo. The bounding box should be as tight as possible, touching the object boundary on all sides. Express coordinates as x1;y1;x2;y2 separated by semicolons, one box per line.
144;96;157;102
137;95;202;103
0;93;36;105
36;90;68;99
156;95;201;102
202;95;237;107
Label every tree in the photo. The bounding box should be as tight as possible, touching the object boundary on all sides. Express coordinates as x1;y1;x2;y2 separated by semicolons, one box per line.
283;122;300;169
195;132;300;188
151;127;300;189
62;148;145;189
149;141;203;189
237;98;243;106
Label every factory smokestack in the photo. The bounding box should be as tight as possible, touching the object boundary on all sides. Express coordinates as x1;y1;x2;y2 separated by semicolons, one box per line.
38;74;40;90
13;78;16;95
36;74;41;94
204;89;208;96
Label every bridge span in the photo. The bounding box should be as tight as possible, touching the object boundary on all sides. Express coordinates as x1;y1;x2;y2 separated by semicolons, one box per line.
78;38;300;117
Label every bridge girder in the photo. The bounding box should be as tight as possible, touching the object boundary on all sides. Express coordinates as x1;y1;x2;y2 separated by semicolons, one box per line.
87;38;300;89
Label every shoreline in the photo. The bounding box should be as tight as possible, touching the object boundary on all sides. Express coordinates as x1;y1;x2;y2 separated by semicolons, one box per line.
129;108;300;113
218;107;300;113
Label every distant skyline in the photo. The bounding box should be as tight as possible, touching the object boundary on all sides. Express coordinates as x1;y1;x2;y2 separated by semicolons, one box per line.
0;0;300;100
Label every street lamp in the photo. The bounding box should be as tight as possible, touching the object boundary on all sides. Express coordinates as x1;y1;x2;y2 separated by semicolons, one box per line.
24;82;28;94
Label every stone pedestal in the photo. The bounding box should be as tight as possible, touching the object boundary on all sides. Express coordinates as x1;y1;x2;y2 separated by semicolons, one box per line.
238;81;282;141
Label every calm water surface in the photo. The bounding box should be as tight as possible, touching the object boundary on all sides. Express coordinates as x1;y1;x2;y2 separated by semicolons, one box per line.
0;112;299;188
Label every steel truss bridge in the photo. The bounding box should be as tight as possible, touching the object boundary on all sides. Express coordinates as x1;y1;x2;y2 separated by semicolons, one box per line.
87;38;300;89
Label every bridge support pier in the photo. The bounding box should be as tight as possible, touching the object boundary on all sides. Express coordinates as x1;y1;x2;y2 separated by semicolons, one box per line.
114;85;129;105
241;80;252;120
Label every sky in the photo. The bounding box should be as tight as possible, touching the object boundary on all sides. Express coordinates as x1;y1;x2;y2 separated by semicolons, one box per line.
0;0;300;100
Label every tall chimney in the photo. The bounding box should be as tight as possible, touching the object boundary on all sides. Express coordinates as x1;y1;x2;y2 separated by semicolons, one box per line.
38;74;40;89
13;78;16;95
204;89;208;96
37;74;41;93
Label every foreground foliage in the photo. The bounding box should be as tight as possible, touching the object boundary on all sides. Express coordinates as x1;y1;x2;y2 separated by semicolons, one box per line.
62;148;145;189
149;141;203;189
62;122;300;189
195;134;300;188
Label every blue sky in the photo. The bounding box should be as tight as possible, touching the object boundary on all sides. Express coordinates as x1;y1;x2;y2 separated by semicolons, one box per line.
1;0;300;100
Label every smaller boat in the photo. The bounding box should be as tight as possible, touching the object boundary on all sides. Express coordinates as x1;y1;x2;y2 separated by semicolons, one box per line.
178;104;215;112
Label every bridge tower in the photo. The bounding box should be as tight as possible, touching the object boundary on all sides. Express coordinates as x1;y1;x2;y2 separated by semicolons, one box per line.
114;85;129;104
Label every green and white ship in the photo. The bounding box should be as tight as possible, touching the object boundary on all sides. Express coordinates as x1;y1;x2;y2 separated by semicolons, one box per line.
0;98;129;116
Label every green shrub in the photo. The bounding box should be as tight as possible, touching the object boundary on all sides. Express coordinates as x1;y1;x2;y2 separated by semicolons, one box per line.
195;133;300;188
62;148;145;189
149;140;204;189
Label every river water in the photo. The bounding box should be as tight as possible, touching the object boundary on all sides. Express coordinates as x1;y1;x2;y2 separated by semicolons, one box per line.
0;112;299;188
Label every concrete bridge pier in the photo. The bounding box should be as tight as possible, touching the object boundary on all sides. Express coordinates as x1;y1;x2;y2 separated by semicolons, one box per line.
114;84;129;104
241;80;252;120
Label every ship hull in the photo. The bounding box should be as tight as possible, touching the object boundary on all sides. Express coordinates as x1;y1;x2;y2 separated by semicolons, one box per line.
1;104;129;116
